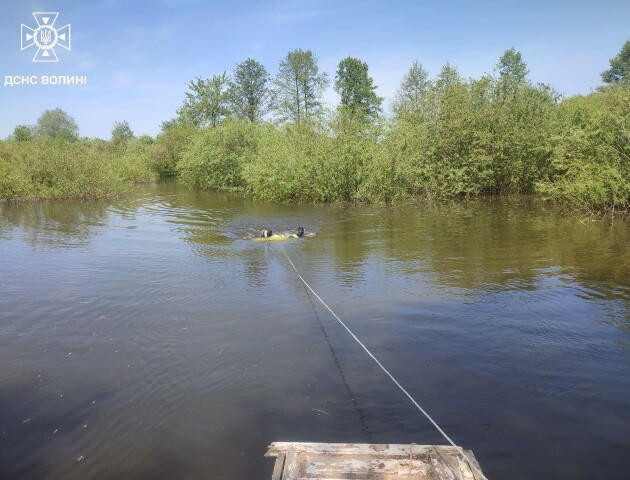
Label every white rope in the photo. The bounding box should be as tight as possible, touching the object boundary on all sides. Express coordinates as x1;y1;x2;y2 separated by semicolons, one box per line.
281;249;488;480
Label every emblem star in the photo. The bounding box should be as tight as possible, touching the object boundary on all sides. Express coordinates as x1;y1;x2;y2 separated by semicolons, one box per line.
21;12;71;63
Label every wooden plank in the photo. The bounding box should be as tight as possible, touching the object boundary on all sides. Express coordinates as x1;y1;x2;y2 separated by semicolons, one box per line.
267;442;447;456
281;450;298;480
271;452;286;480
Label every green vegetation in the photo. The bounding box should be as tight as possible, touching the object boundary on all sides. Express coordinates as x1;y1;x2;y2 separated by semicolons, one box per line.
601;39;630;85
335;56;383;121
392;60;430;115
0;110;154;201
0;137;154;200
243;115;380;202
177;73;231;127
178;118;266;191
148;120;197;177
111;120;134;149
371;54;558;200
273;48;329;123
9;125;33;142
33;108;79;140
538;85;630;210
3;41;630;212
228;58;272;122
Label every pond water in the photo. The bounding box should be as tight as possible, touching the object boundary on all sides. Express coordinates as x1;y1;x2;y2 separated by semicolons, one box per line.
1;182;629;479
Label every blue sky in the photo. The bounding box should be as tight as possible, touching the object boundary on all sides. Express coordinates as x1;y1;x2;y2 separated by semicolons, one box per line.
0;0;628;138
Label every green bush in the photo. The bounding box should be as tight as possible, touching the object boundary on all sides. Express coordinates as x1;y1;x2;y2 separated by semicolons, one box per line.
243;115;380;203
538;85;630;209
178;119;266;190
242;123;313;201
0;137;155;201
370;75;557;200
149;122;198;177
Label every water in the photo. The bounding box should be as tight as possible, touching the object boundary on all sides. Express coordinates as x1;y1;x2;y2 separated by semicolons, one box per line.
1;182;629;479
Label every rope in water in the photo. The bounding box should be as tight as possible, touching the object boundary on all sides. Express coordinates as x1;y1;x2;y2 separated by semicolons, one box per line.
280;248;489;480
299;276;373;441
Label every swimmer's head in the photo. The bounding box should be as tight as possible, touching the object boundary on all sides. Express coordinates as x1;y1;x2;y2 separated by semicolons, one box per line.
297;226;304;238
261;229;272;238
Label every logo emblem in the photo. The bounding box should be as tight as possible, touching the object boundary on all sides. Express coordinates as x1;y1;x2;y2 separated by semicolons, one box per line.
21;12;71;62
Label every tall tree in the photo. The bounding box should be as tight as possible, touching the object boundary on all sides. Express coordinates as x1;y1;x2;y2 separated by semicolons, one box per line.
496;48;529;82
393;60;430;115
495;48;529;98
177;73;230;127
111;120;134;147
435;62;462;90
33;108;79;139
229;58;271;122
602;39;630;84
273;49;329;123
334;56;382;120
9;125;33;141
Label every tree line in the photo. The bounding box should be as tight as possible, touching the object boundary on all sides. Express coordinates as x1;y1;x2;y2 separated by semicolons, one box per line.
3;41;630;211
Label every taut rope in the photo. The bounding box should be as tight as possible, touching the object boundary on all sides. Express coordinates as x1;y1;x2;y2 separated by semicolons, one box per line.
280;248;488;480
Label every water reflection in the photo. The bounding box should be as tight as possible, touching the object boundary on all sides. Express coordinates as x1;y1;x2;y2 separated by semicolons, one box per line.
0;200;110;249
1;187;628;316
1;187;628;319
1;183;629;480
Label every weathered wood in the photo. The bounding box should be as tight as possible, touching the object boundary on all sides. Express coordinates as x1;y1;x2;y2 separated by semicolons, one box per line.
271;452;286;480
266;442;484;480
268;442;452;457
282;450;299;480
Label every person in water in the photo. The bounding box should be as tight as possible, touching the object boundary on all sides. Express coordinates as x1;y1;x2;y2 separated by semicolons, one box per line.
260;226;304;238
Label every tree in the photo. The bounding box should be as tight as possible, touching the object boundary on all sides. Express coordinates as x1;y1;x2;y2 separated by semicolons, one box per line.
334;56;382;120
273;49;329;123
602;39;630;84
496;48;529;82
159;117;194;132
177;73;231;127
160;118;179;132
33;108;79;139
9;125;33;141
435;62;462;90
229;58;271;122
393;60;430;115
494;48;529;98
111;120;134;147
